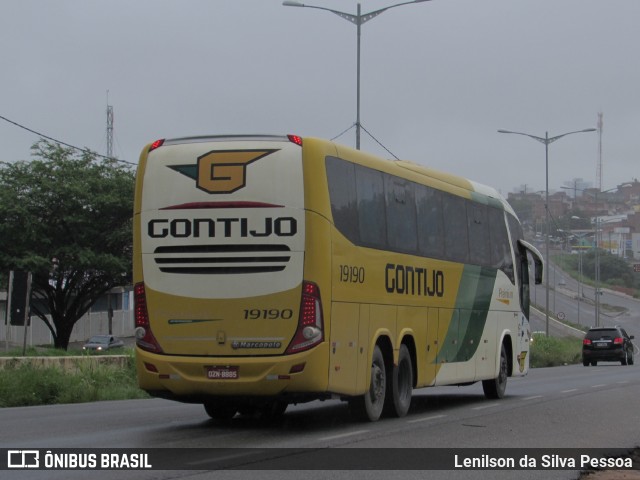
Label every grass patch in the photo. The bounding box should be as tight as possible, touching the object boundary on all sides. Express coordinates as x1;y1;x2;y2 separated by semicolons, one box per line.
1;346;79;357
0;350;148;407
530;333;582;368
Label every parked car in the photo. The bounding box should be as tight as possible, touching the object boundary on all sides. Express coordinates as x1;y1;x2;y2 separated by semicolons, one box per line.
582;326;635;366
82;335;125;352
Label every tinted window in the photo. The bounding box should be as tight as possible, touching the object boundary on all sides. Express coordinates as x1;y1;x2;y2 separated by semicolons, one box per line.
488;207;514;282
443;194;469;263
416;185;444;258
586;329;618;340
325;156;515;271
507;212;524;285
325;156;359;243
385;175;417;253
355;165;387;249
468;202;490;265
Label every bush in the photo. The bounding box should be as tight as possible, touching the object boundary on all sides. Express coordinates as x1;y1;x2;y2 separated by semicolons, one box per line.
530;334;582;368
0;351;148;407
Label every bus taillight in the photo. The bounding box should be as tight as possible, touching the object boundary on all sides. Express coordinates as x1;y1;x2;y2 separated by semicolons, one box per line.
149;139;165;152
286;281;324;354
287;134;303;146
134;282;164;354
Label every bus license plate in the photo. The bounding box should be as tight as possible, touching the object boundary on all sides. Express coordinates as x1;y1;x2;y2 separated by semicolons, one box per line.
206;366;239;380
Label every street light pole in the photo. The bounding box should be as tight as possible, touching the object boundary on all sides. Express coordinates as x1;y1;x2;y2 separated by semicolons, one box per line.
497;128;596;337
283;0;431;150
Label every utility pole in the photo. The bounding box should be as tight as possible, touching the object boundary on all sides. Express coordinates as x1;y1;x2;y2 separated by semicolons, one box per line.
596;112;603;191
106;91;114;159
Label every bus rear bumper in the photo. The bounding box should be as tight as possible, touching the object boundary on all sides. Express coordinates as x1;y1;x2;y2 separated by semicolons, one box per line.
136;344;329;401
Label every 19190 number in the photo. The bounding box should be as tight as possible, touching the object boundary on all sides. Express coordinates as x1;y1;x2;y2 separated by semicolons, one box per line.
244;309;293;320
339;265;365;284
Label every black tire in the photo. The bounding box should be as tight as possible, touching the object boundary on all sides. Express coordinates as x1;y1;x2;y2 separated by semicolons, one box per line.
260;400;288;420
482;344;508;399
349;345;387;422
628;350;634;366
204;399;237;420
621;351;628;366
591;361;597;366
389;344;413;417
583;359;589;367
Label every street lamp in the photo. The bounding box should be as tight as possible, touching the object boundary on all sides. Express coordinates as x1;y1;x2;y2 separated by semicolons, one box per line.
497;128;596;336
283;0;431;150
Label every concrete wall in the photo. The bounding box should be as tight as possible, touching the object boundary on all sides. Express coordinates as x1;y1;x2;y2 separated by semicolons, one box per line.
2;309;134;348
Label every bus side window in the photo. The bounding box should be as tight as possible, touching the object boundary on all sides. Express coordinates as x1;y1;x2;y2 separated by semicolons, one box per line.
518;244;531;319
385;176;417;254
325;156;359;244
442;194;469;263
488;207;514;283
354;165;387;250
467;202;490;266
416;185;444;259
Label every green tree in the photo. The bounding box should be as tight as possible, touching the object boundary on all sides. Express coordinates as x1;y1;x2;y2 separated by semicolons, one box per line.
0;140;135;350
566;249;634;286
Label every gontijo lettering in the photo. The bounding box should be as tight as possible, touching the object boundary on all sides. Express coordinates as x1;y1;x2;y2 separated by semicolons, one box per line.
385;263;444;297
148;217;297;238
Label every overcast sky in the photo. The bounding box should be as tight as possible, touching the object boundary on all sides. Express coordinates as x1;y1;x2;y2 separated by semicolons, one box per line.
1;0;638;195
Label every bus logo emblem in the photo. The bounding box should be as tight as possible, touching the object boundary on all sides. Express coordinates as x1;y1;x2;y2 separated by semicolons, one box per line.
170;149;278;194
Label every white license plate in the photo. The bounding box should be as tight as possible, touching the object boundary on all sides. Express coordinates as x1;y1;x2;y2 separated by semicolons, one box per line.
206;366;239;380
596;342;608;347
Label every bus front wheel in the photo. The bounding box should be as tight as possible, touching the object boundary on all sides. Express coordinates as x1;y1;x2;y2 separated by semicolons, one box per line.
349;345;386;421
482;344;508;399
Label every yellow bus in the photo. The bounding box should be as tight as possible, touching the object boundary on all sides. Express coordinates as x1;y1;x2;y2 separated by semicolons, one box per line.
133;135;543;422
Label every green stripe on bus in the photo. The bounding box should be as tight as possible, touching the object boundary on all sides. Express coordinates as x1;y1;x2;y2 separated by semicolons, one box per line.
437;265;497;363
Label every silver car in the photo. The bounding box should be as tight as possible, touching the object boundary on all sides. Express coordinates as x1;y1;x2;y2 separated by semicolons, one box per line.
82;335;125;352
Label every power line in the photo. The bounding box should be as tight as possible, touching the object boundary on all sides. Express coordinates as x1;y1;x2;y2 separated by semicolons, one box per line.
0;114;135;166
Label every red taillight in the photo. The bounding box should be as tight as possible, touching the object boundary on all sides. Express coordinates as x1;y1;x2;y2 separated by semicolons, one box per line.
287;134;303;146
149;139;165;152
286;281;324;354
614;337;624;345
134;282;164;353
583;339;592;345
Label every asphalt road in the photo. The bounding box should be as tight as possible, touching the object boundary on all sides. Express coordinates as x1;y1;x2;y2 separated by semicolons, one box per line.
1;361;639;480
531;258;640;340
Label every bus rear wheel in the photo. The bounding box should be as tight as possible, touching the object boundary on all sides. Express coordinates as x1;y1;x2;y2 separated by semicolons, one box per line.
204;399;237;420
349;345;386;422
389;344;413;417
482;344;508;399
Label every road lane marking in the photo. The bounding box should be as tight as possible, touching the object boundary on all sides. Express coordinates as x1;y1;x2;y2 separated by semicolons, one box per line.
522;395;543;401
319;430;370;441
561;389;578;393
407;414;446;424
472;403;499;411
591;384;606;388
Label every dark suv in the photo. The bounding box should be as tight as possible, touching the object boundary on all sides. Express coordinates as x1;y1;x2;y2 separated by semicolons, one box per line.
582;326;635;366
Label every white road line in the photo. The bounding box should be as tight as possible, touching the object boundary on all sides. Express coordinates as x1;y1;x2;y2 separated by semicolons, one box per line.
591;384;607;388
472;403;499;411
522;395;543;401
407;414;447;424
319;430;370;442
561;389;578;393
